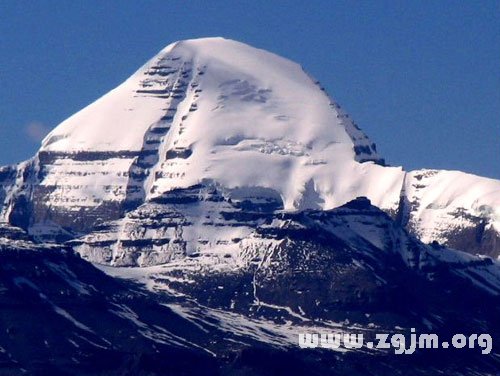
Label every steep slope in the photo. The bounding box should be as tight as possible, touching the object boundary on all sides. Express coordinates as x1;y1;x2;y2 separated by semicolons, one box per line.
0;37;498;258
99;197;500;303
401;169;500;257
2;201;500;375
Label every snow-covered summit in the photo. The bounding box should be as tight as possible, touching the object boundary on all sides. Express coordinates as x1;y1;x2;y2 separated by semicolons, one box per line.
42;37;379;159
39;37;387;211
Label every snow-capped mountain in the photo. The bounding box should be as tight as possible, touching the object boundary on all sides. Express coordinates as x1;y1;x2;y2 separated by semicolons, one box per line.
0;37;393;237
1;36;500;375
0;36;498;262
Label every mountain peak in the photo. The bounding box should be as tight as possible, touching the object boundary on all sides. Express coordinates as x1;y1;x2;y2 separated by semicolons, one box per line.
2;38;498;260
42;37;380;161
37;37;384;212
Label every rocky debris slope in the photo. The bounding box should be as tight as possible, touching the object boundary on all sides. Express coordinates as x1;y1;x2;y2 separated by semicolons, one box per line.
1;198;500;375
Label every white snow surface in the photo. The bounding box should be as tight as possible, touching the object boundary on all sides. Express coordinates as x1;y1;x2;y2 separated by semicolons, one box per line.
42;38;363;154
39;37;400;212
404;169;500;243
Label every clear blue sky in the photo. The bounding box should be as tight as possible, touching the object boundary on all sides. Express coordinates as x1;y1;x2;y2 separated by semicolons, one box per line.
1;1;498;178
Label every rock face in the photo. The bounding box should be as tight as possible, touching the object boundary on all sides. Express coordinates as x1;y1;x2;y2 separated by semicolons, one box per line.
1;201;500;375
0;224;229;374
0;37;499;259
121;196;500;305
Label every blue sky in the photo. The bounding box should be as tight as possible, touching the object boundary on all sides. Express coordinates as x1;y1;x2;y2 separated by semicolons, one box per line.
0;1;498;178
